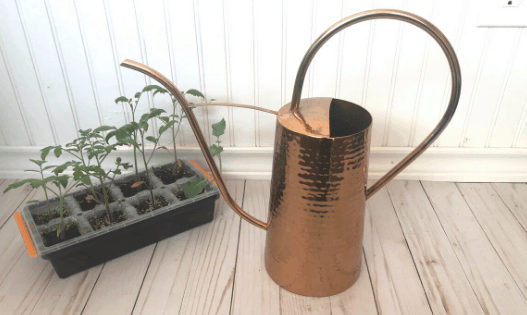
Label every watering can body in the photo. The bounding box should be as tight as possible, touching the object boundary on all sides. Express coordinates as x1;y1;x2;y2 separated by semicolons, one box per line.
121;9;461;297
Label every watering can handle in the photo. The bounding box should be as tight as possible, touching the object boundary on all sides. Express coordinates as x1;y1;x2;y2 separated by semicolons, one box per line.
289;9;462;199
121;60;272;230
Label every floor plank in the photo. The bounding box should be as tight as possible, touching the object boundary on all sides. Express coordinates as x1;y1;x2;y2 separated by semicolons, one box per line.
386;181;484;315
364;185;432;315
80;244;156;315
457;183;527;298
131;229;200;315
177;181;243;315
0;187;54;315
231;180;280;315
29;265;103;315
492;182;527;232
0;179;32;228
281;292;331;315
329;254;378;315
421;181;527;314
0;188;43;286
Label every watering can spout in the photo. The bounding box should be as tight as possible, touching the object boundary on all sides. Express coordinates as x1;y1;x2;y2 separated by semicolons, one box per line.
121;59;270;230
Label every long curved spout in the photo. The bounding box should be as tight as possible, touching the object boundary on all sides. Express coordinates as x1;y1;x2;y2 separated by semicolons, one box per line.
121;59;269;230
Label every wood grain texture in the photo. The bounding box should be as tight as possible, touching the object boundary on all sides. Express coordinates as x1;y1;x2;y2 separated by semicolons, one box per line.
329;254;377;315
81;244;156;315
421;180;527;314
386;180;484;315
0;179;33;228
231;180;280;315
456;182;527;298
0;187;41;286
177;180;244;315
364;185;432;315
29;265;103;315
492;182;527;231
131;229;200;315
0;186;55;315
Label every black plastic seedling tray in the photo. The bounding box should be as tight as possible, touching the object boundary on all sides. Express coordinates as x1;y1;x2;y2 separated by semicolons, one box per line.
18;160;219;278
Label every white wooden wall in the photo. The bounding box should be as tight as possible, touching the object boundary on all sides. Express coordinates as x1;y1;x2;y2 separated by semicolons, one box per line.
1;0;527;150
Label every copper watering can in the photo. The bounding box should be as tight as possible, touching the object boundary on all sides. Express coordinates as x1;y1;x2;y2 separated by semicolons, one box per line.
121;9;461;297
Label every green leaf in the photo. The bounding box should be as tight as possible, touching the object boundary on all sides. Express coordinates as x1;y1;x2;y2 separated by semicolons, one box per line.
116;157;122;164
142;85;164;93
139;122;149;132
153;87;167;96
146;136;158;143
158;120;175;135
159;116;170;124
41;146;55;160
80;175;92;186
183;177;208;199
3;179;38;193
134;92;141;98
140;113;150;123
54;146;63;158
149;108;166;117
30;180;45;189
26;200;39;204
115;96;129;104
56;175;69;189
94;125;116;133
105;130;117;143
43;165;56;171
24;170;40;173
29;159;46;166
211;118;226;138
209;144;223;157
186;89;205;98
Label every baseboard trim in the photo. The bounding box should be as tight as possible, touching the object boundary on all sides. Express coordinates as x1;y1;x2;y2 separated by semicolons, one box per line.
1;146;526;182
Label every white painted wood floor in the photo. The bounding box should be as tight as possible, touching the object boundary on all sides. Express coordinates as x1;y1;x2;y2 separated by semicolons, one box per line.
1;178;527;315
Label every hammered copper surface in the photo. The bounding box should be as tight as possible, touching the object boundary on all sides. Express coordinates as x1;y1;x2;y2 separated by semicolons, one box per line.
265;100;372;297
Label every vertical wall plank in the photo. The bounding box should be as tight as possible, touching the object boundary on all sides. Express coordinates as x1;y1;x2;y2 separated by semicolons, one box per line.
46;0;103;132
254;0;282;146
412;0;464;147
310;0;342;99
434;0;489;147
74;0;129;131
164;0;204;147
0;36;31;146
18;0;80;144
106;0;158;140
364;0;404;147
461;28;518;147
0;0;56;145
337;0;374;105
488;30;527;147
134;0;175;139
225;0;256;146
385;0;434;147
283;0;314;102
195;0;231;146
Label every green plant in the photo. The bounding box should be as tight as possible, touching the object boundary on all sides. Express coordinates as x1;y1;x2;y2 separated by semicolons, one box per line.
183;117;226;199
143;86;204;172
106;107;167;207
4;162;78;239
115;86;161;181
42;127;132;223
209;118;226;173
